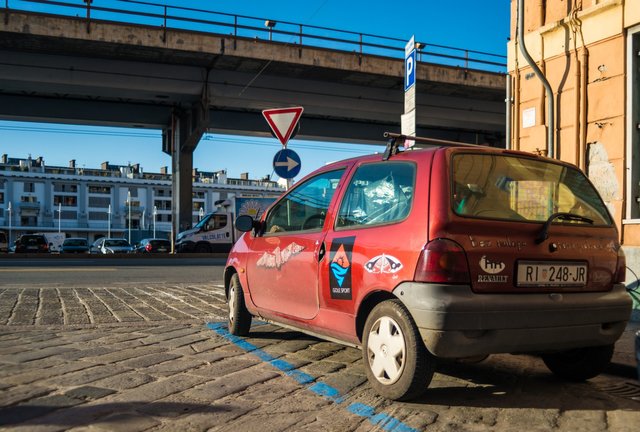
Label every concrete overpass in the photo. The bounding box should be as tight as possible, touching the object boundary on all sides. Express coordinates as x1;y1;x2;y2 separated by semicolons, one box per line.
0;4;506;232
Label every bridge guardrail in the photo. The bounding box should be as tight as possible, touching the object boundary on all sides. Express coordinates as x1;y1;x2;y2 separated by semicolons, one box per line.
3;0;506;72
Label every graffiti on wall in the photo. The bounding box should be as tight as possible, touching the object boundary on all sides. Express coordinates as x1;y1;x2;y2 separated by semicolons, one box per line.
587;141;620;217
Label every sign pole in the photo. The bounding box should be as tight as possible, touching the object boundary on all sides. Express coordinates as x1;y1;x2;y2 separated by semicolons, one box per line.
402;36;417;148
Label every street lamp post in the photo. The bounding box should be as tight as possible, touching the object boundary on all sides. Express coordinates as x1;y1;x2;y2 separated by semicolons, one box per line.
107;204;111;238
142;209;146;231
57;202;62;233
127;190;132;244
153;206;157;238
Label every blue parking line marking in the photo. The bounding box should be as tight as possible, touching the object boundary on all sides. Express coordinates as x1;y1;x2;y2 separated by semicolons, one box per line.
206;322;418;432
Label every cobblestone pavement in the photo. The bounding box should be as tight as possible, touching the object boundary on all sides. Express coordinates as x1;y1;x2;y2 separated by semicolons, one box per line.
1;283;639;431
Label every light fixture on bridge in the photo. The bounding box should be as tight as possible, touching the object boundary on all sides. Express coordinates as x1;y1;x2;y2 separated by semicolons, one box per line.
415;42;426;50
265;20;277;41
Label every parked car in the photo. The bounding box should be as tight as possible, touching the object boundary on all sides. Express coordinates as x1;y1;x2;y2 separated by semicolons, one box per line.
14;234;49;253
60;237;90;254
90;238;133;254
0;231;7;252
134;238;171;253
224;134;632;401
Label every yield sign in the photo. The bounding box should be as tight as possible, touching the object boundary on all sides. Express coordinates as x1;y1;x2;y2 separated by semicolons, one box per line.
262;106;304;146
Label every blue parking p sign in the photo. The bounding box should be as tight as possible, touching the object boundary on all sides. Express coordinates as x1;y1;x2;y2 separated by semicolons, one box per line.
405;49;416;91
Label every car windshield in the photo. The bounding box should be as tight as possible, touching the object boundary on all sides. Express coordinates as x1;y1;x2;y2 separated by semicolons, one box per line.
451;153;613;225
64;239;87;246
105;240;130;247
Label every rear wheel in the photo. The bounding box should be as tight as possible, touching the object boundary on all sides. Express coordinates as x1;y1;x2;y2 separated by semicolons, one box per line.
542;344;614;381
227;274;251;336
362;300;434;401
195;243;211;253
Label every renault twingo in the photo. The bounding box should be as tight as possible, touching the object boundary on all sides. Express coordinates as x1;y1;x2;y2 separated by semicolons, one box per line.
224;134;631;401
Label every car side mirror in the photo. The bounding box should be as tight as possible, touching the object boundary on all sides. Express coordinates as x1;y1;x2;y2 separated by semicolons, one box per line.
235;215;255;232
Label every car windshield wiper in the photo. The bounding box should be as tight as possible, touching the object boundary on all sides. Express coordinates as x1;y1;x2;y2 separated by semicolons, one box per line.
535;212;594;244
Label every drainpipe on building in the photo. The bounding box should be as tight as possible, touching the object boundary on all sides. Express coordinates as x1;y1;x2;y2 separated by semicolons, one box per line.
506;76;512;150
517;0;555;159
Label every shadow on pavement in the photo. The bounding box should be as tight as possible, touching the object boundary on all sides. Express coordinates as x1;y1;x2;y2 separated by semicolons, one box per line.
0;401;233;427
414;356;640;410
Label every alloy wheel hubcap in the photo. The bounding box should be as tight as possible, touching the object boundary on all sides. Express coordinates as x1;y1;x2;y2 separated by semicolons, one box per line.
367;316;406;385
229;285;236;324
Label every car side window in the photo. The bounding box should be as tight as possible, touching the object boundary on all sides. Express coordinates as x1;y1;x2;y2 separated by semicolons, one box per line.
265;169;345;234
336;162;415;228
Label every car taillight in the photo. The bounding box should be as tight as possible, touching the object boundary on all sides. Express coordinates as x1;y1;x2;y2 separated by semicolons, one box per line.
145;244;152;252
414;239;470;284
615;247;626;284
43;243;49;251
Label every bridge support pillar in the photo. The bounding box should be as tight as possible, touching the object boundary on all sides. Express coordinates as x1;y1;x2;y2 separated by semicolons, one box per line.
165;103;208;245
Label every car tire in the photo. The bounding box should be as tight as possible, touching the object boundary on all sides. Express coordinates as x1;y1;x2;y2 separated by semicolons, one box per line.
362;299;434;401
228;273;251;336
195;243;211;253
542;344;614;381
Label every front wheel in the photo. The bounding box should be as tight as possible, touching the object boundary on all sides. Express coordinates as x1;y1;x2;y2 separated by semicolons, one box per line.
542;344;614;381
362;300;434;401
227;274;251;336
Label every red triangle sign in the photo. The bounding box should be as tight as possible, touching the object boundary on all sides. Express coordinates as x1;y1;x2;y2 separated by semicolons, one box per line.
262;107;304;146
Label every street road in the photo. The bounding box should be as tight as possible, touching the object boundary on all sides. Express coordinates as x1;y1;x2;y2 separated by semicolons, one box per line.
0;257;639;431
0;256;225;286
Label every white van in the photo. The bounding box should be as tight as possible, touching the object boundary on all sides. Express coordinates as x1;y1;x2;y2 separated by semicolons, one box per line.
37;232;66;253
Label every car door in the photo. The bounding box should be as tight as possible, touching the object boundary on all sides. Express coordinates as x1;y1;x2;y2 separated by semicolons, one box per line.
244;168;347;320
320;160;421;315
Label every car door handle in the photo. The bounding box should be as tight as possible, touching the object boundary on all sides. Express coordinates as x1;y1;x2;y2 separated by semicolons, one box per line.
317;241;326;262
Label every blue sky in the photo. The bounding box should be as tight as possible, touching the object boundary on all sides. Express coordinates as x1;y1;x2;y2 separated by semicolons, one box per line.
1;0;510;180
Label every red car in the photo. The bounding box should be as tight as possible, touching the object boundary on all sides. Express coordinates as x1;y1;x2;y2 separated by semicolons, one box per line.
225;134;631;400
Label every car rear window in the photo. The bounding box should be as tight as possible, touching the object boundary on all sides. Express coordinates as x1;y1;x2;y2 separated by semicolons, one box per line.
64;239;87;246
105;240;130;247
22;235;46;244
451;153;612;225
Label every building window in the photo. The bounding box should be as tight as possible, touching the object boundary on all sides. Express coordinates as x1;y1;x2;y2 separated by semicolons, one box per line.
154;200;172;211
60;210;77;220
54;196;78;206
89;211;108;220
23;182;35;193
53;183;78;193
89;185;111;194
21;216;37;226
0;192;3;204
88;197;111;208
125;219;140;229
155;188;171;197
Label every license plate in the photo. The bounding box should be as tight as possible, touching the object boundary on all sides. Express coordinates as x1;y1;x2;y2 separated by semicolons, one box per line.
517;261;587;287
157;248;167;252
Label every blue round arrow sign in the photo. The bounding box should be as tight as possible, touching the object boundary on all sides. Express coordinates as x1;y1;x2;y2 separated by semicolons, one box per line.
273;149;301;179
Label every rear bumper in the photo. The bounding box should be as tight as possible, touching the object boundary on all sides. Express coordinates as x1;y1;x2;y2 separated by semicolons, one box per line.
393;282;632;358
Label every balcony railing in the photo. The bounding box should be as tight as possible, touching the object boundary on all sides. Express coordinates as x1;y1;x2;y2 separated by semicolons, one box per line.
19;201;40;210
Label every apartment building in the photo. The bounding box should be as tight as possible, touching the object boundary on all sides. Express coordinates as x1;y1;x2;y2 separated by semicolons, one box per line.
0;154;284;244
